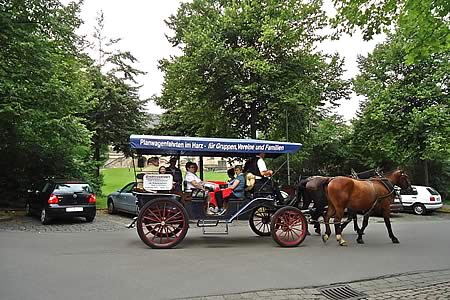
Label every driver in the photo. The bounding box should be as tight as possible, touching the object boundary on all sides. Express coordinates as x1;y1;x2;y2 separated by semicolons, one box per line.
244;152;284;205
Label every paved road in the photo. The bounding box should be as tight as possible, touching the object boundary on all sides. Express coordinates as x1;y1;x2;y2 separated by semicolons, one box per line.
1;211;450;300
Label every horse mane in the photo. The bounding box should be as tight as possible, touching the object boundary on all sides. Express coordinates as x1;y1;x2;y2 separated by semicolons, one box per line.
383;167;404;176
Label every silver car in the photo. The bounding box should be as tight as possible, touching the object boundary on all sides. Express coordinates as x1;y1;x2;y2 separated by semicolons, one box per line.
107;182;138;215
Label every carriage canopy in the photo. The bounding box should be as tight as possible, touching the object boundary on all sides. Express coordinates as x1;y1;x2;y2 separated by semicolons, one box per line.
130;135;302;158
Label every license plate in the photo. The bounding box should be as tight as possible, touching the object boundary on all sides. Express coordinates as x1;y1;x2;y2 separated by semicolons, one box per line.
66;207;83;212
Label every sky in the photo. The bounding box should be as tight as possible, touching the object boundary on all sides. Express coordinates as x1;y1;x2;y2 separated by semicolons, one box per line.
76;0;384;120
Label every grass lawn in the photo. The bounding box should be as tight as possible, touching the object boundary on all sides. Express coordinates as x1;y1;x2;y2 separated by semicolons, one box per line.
97;168;228;209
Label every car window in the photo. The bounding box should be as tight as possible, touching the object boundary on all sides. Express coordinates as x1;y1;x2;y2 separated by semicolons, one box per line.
121;182;136;193
426;187;439;195
401;187;417;195
54;183;92;193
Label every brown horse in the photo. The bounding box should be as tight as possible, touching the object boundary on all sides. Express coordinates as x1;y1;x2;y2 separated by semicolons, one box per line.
323;169;411;246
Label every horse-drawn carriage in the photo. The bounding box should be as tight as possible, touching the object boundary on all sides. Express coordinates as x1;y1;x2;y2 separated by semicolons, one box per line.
127;135;307;249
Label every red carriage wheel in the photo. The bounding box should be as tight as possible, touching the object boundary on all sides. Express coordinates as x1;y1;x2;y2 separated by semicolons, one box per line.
137;198;188;249
249;206;273;236
270;206;307;247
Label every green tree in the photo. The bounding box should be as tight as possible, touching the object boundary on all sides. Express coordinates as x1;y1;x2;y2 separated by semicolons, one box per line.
331;0;450;63
352;32;450;192
300;115;354;176
0;0;95;206
154;0;350;139
84;12;149;182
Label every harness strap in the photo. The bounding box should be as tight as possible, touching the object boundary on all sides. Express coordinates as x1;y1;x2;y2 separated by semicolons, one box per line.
363;178;395;217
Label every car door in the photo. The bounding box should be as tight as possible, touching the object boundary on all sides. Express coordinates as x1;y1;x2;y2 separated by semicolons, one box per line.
29;181;48;214
400;186;418;207
117;182;137;214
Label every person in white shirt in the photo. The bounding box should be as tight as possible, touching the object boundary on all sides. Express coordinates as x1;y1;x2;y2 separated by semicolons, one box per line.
256;153;273;178
244;153;283;205
184;162;206;192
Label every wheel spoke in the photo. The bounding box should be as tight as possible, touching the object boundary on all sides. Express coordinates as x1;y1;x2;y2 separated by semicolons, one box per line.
164;211;182;223
146;208;162;223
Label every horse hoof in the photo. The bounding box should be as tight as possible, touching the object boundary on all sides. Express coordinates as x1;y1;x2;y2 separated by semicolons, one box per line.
339;240;348;246
322;234;329;243
392;238;400;244
357;239;364;244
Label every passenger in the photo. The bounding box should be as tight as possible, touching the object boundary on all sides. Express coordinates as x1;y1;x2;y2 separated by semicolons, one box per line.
210;165;245;215
167;157;183;193
158;166;167;174
227;168;236;184
143;156;160;173
184;162;207;192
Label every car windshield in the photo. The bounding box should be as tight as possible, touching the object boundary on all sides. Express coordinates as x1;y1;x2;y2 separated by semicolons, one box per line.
426;187;440;195
54;183;92;193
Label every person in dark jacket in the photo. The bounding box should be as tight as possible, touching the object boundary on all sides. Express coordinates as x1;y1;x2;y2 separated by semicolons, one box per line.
167;157;183;192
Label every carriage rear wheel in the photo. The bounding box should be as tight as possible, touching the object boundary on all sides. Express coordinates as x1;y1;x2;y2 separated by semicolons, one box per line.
137;198;188;249
249;206;273;236
271;206;307;247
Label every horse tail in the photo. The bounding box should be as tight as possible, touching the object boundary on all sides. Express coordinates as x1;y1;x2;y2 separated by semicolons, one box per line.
297;178;310;210
315;177;332;210
322;177;333;197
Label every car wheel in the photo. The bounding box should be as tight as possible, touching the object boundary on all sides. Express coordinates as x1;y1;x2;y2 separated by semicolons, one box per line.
107;199;116;214
413;203;426;215
40;208;50;225
25;202;32;216
85;216;95;222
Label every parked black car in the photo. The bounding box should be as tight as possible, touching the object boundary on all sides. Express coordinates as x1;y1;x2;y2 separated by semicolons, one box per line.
25;179;96;224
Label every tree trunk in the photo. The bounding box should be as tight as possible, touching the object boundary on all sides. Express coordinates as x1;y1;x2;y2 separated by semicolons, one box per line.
423;159;429;186
250;101;257;139
94;134;100;178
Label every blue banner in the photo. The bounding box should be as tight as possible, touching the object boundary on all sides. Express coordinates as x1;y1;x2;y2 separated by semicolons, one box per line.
130;135;301;157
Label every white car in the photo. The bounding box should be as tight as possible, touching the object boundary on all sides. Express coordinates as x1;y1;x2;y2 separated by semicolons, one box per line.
395;185;442;215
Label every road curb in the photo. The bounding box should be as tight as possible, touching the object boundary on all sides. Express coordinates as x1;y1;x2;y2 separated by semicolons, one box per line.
182;268;450;300
0;215;13;222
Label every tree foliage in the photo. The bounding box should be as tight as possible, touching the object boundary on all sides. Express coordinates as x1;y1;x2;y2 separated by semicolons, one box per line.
352;32;450;193
154;0;350;140
84;12;149;179
0;0;95;205
0;2;148;207
331;0;450;63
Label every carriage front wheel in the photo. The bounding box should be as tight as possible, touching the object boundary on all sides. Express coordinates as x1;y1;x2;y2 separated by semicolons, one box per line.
137;198;189;249
249;206;273;236
270;206;307;247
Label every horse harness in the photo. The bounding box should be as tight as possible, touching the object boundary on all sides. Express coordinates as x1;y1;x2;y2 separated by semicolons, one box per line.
361;177;397;217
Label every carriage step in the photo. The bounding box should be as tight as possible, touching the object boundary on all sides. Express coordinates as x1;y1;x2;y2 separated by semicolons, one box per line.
126;217;138;229
197;220;229;235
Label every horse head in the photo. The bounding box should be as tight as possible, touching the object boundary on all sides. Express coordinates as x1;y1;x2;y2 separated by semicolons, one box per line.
387;169;411;190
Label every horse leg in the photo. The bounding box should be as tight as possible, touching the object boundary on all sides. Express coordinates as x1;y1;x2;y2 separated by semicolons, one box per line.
351;210;360;233
314;212;322;234
383;210;399;244
311;205;324;235
340;209;356;232
334;210;347;246
322;205;335;243
353;215;360;233
356;215;369;244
